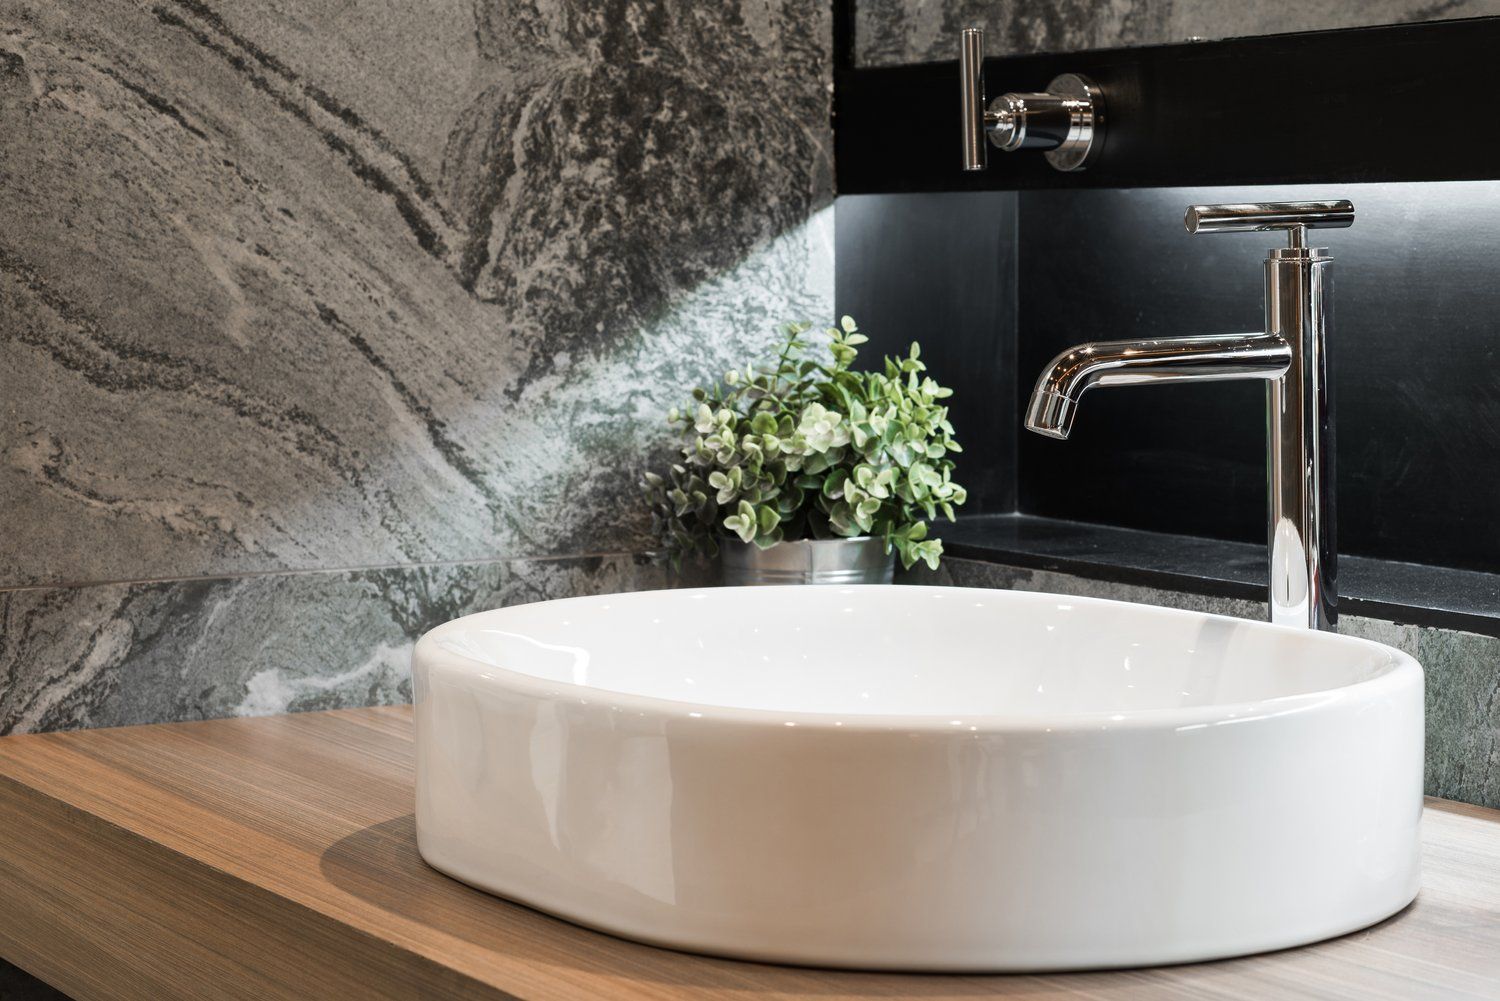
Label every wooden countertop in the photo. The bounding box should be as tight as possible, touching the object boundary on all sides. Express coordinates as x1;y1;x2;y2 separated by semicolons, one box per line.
0;707;1497;1001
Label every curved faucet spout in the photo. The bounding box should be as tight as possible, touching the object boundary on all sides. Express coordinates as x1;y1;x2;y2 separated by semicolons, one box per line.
1023;332;1291;439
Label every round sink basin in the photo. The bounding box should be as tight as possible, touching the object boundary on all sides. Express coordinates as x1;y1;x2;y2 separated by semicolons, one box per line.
412;585;1423;971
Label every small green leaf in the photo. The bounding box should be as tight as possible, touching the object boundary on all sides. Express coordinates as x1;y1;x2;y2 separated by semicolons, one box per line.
756;504;781;534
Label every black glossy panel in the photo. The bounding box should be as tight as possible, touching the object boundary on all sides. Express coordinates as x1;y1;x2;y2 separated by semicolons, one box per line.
835;192;1019;513
1017;182;1500;572
838;18;1500;193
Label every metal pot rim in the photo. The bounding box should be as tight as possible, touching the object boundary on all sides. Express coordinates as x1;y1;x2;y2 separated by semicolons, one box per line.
720;536;893;586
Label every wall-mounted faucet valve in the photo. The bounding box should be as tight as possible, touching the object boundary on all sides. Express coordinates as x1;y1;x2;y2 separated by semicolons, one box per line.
960;27;1104;172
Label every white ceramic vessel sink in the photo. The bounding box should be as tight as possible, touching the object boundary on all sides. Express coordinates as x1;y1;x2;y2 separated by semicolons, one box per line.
413;585;1423;971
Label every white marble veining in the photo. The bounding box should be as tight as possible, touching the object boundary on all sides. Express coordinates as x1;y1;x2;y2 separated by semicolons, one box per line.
0;554;697;734
0;0;822;758
0;0;832;588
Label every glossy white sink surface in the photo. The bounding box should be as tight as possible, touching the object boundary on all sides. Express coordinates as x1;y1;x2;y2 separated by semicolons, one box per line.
413;585;1424;971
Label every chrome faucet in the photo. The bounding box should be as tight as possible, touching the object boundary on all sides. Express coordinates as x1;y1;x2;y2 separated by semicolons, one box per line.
1024;200;1354;631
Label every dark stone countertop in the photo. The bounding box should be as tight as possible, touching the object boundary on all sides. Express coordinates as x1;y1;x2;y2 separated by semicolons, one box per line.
940;514;1500;639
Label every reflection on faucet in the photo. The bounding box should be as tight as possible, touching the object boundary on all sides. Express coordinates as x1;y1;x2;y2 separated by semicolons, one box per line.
1271;517;1310;622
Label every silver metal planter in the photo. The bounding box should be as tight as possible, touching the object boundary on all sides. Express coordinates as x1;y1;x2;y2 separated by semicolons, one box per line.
720;537;894;586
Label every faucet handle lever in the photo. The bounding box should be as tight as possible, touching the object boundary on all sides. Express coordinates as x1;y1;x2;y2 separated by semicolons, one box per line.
960;28;988;171
1185;200;1354;248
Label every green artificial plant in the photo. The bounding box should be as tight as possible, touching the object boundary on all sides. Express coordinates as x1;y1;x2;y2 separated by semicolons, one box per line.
642;317;967;571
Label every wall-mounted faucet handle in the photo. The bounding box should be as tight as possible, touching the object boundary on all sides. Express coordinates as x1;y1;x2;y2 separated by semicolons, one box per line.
959;27;1104;173
960;28;989;171
1185;201;1355;248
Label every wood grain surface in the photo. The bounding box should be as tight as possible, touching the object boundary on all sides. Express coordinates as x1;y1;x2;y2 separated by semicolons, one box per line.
0;706;1496;1000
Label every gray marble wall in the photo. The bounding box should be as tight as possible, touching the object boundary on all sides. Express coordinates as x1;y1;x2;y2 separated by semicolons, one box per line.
856;0;1500;66
0;555;700;733
0;0;832;734
909;559;1500;811
0;8;826;989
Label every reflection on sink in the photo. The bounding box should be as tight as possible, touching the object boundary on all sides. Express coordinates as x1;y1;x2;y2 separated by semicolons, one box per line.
412;585;1423;972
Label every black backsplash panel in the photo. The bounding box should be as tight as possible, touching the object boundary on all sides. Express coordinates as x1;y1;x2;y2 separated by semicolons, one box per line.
835;193;1019;514
1017;182;1500;573
837;18;1500;193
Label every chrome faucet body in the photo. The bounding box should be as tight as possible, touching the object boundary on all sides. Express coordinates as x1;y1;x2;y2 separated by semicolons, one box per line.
1024;200;1353;631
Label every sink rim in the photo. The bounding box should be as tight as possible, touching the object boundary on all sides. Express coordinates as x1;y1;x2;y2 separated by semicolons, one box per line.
415;584;1420;735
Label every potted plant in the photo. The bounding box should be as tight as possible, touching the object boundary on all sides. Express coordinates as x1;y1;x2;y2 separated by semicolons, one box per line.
641;317;967;584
